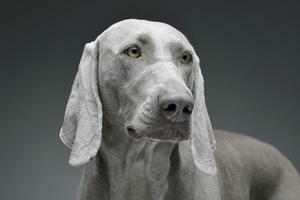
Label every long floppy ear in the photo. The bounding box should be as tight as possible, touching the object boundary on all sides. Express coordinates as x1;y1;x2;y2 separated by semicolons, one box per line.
59;40;103;166
190;59;217;175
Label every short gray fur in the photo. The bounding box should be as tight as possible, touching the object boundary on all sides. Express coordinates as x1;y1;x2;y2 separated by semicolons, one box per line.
60;19;300;200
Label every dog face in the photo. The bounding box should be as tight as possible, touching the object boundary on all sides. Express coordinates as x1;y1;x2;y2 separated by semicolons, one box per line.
98;20;198;142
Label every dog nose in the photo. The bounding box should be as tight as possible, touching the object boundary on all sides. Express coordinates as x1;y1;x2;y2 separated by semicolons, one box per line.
158;93;194;122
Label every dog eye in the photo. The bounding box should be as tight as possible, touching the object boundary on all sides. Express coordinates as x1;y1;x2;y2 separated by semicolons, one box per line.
124;45;141;58
180;51;193;64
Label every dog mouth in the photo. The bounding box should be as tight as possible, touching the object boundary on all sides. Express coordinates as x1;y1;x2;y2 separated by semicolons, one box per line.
125;97;190;141
125;125;189;142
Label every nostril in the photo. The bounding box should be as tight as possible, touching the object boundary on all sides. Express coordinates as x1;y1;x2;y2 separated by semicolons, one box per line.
127;126;135;135
164;103;177;112
159;94;194;121
183;106;192;115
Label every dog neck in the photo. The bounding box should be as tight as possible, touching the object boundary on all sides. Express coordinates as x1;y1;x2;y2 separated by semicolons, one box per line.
92;115;221;200
99;116;177;200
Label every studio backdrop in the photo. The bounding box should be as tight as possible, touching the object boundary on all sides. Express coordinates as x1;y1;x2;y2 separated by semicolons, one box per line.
0;1;299;200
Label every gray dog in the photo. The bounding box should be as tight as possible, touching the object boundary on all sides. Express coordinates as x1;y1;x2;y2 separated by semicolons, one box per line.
60;19;300;200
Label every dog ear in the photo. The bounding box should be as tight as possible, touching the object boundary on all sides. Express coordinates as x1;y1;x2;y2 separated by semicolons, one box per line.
59;40;103;166
190;59;217;175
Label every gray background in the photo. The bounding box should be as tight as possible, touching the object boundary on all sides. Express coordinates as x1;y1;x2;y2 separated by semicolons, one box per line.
1;1;299;199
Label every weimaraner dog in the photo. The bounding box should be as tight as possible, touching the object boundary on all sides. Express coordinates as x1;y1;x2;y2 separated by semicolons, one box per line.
60;19;300;200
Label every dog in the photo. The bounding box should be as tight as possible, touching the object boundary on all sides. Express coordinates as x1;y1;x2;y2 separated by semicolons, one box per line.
60;19;300;200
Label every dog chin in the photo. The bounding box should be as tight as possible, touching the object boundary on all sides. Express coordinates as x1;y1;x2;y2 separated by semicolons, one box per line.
125;125;189;142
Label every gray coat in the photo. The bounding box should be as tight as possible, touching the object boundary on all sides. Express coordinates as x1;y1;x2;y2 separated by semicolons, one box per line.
59;19;300;200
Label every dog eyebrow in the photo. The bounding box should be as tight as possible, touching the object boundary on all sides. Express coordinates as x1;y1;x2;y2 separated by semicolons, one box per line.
112;33;152;53
134;33;150;44
166;41;192;53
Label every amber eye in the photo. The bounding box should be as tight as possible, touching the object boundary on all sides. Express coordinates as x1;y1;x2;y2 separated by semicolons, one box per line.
180;51;193;64
124;45;141;58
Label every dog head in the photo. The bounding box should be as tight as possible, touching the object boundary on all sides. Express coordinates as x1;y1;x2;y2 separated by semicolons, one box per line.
60;19;216;175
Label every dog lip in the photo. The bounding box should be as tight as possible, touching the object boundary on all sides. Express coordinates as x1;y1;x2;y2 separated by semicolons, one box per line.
146;128;189;141
125;124;189;141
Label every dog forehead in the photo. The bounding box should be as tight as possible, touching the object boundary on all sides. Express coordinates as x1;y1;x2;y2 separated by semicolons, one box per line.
99;19;191;48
